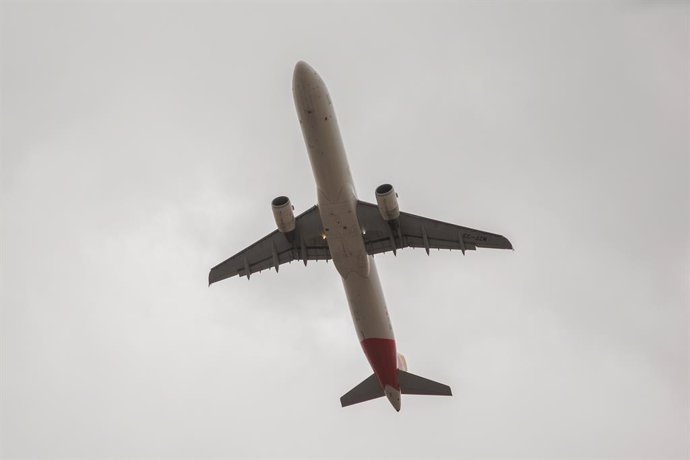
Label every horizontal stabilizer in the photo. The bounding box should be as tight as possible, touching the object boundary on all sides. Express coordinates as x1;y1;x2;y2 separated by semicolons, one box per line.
398;370;452;396
340;370;452;408
340;373;384;407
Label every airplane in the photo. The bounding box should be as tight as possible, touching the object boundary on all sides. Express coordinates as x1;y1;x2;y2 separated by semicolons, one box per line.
209;61;513;412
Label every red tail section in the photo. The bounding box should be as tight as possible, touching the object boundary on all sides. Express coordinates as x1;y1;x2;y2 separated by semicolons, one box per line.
360;338;399;390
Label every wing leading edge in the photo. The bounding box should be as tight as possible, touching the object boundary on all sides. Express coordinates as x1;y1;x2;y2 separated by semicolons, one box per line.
356;200;512;256
208;205;330;284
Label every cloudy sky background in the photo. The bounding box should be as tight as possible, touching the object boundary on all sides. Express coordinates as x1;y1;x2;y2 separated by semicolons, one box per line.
2;2;688;459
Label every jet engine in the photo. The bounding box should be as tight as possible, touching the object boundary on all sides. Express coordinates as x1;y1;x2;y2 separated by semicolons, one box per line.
271;196;296;233
375;184;400;221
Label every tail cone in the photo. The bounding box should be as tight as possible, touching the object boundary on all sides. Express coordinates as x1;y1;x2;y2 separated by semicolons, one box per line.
384;385;401;412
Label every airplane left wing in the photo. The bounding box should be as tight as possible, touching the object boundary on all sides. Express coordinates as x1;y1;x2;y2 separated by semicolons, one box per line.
356;200;512;256
209;205;330;284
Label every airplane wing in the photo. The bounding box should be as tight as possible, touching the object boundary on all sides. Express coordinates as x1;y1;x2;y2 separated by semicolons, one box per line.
209;205;330;284
356;200;512;256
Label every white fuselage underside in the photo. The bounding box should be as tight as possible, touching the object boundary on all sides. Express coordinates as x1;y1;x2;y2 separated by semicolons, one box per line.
292;62;394;342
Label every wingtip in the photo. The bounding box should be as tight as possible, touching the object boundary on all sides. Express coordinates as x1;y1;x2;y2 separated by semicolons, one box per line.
208;270;219;287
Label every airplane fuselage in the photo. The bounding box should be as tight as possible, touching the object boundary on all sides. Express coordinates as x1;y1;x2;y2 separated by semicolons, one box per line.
292;62;401;410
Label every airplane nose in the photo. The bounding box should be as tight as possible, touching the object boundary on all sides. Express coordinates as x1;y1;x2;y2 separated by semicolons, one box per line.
292;61;327;114
294;60;311;74
293;60;316;85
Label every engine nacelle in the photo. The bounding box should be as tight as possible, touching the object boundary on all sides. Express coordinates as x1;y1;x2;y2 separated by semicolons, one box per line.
375;184;400;221
271;196;296;233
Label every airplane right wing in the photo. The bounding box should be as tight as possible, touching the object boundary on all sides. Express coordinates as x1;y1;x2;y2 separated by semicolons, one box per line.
356;200;512;256
209;205;330;284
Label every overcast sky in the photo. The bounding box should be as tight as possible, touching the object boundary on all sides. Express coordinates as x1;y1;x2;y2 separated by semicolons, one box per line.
1;1;688;459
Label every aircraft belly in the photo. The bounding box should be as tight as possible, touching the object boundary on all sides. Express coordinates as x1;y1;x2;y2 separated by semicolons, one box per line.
320;200;393;342
294;61;395;348
342;258;395;341
319;199;369;278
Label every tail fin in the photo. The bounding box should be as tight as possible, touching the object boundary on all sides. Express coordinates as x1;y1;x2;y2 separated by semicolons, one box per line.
340;370;452;408
398;370;452;396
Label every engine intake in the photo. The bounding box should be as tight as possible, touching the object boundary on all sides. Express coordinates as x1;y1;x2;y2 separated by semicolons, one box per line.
272;196;296;233
375;184;400;221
